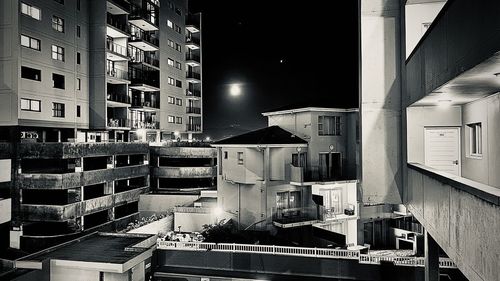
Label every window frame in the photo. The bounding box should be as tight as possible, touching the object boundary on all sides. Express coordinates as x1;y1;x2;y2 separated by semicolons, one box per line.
52;73;65;89
167;96;175;104
52;102;65;118
21;2;41;20
318;115;342;136
468;122;482;157
51;15;64;33
21;66;41;81
175;116;182;124
20;98;41;112
51;45;65;61
237;152;244;165
76;105;81;117
20;34;41;51
167;115;175;123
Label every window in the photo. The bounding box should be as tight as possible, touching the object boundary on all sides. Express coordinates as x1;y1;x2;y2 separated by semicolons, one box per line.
20;34;40;51
276;191;301;209
168;115;175;123
224;151;228;159
167;77;175;86
175;8;182;16
52;73;65;89
468;123;482;156
54;0;64;4
20;98;41;112
237;152;244;165
77;78;81;90
292;152;307;167
175;98;182;106
76;105;81;117
167;20;173;28
51;45;64;61
21;2;41;20
52;102;65;117
21;66;41;81
77;0;80;10
168;96;175;104
175;80;182;88
175;24;181;34
175;61;182;70
318;116;341;136
175;117;182;124
167;58;174;67
168;39;174;48
77;52;81;64
175;43;182;52
77;25;81;37
52;16;64;32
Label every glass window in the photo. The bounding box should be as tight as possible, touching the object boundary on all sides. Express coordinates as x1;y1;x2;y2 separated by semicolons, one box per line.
175;98;182;106
167;20;173;28
175;61;182;70
175;43;181;52
52;73;65;89
318;116;341;136
51;45;64;61
175;117;182;124
20;98;41;112
237;152;243;165
20;34;40;51
168;39;174;48
167;58;174;67
52;15;64;32
77;52;81;64
76;105;81;117
168;115;175;123
21;66;41;81
21;2;41;20
77;25;81;37
167;77;175;86
77;78;81;90
468;123;482;156
168;96;175;104
52;102;65;117
175;80;182;88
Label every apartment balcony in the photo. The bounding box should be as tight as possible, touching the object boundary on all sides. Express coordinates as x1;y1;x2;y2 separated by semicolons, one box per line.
107;92;131;107
107;0;130;15
106;41;128;61
129;3;158;31
152;166;216;179
131;99;160;111
106;67;130;84
17;142;149;159
185;53;200;67
186;106;201;115
186;14;201;33
129;30;159;51
114;187;147;205
128;49;159;68
129;67;160;91
320;204;358;222
186;89;201;99
131;120;159;130
106;14;130;38
186;37;200;50
186;124;202;132
18;165;149;189
289;164;348;185
150;146;216;158
108;118;131;129
272;207;320;228
186;71;201;83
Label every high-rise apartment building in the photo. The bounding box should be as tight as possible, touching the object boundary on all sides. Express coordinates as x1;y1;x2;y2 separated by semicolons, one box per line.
0;0;203;252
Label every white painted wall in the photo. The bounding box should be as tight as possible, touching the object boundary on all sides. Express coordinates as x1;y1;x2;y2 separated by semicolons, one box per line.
405;2;447;58
0;159;11;183
174;212;213;232
51;266;99;281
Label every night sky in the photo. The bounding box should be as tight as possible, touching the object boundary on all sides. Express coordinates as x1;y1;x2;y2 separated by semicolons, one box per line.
188;1;359;140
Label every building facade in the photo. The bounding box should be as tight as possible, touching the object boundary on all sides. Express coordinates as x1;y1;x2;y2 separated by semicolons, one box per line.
213;107;359;246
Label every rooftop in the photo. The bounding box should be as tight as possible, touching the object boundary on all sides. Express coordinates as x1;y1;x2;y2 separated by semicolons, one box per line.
262;100;358;116
212;126;308;146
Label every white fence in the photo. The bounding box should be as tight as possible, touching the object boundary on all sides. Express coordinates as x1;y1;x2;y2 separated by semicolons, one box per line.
157;241;457;269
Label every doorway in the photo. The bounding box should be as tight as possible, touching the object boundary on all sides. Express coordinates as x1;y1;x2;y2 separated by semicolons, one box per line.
424;127;460;176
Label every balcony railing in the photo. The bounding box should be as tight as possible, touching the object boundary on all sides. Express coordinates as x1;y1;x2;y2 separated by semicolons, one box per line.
186;107;201;114
132;100;159;109
106;40;127;57
128;48;159;67
107;14;130;34
107;92;130;104
272;206;320;226
108;0;130;12
186;124;201;132
186;53;200;62
186;71;201;80
129;3;158;27
130;29;159;46
132;120;159;129
290;164;345;183
174;206;212;214
186;36;200;45
107;67;129;80
186;14;201;30
186;89;201;98
129;67;160;88
108;118;130;128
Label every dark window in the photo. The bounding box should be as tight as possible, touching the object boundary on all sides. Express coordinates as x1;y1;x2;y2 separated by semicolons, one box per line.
175;117;182;124
175;24;181;34
52;73;65;89
52;15;64;32
20;98;41;112
224;151;228;159
77;78;81;90
21;66;41;81
54;0;64;4
175;80;182;88
77;0;80;10
175;8;181;16
77;25;81;37
318;116;341;136
76;105;81;117
77;52;81;64
52;102;65;117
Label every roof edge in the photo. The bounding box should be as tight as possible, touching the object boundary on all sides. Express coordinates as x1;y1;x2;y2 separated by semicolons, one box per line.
262;107;359;116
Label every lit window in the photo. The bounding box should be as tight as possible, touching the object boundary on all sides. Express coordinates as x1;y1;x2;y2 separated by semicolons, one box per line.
20;98;41;112
318;116;341;136
237;152;244;165
21;2;41;20
20;34;40;51
167;58;174;67
468;123;482;156
167;20;173;28
52;15;64;32
168;115;175;123
168;39;174;48
168;96;175;104
168;77;175;86
51;45;64;61
52;102;65;117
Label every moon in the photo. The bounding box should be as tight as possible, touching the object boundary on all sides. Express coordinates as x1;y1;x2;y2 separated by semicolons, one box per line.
230;84;241;96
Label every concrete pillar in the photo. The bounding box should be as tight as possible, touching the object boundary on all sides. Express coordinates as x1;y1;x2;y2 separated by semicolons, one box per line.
424;230;439;281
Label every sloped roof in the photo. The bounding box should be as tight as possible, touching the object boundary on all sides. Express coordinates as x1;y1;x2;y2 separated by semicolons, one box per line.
212;126;307;145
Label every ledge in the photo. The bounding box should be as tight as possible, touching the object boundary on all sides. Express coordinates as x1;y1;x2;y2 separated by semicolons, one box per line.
407;163;500;205
17;142;149;159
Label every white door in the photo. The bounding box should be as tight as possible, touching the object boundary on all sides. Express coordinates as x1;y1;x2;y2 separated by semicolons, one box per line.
424;127;460;176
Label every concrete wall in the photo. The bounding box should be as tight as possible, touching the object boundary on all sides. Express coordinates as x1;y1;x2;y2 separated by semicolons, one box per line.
361;0;403;204
174;212;213;232
0;159;11;182
405;2;446;58
219;147;263;184
406;106;462;163
138;194;198;216
461;93;500;188
51;266;99;281
128;216;173;235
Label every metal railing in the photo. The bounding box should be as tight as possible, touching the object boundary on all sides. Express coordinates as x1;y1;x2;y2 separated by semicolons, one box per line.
186;89;201;98
106;67;128;80
186;71;201;80
132;99;160;109
174;206;212;214
186;107;201;114
132;120;159;129
129;3;158;27
186;36;200;46
272;207;320;225
128;48;159;67
107;14;130;34
129;67;160;88
106;40;127;57
186;53;200;62
186;124;202;132
108;118;130;128
107;92;130;104
130;29;159;46
157;241;457;269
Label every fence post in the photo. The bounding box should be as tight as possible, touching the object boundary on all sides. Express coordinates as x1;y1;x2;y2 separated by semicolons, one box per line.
272;245;275;255
232;243;236;253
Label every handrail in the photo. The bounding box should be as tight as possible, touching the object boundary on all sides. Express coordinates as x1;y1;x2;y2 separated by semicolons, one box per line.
157;241;457;269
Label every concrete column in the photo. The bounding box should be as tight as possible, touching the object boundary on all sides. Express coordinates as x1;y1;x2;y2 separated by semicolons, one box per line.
424;230;439;281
